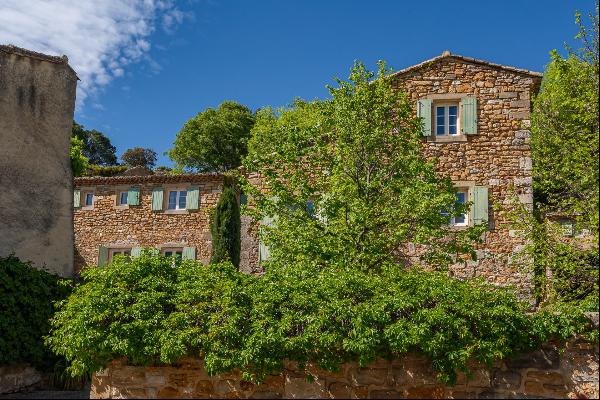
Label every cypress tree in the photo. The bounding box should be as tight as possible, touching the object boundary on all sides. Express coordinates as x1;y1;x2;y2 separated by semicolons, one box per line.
210;184;241;267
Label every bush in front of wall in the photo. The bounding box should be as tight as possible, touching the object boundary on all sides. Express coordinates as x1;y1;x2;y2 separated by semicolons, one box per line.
210;183;241;267
0;255;72;370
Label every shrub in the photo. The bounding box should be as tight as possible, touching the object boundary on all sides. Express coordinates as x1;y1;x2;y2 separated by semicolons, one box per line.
0;256;71;369
210;183;241;267
47;254;595;384
84;164;128;177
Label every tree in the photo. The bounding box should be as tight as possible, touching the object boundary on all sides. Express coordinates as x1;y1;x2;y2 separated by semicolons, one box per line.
210;183;241;267
241;61;482;272
70;136;89;177
169;101;254;172
72;122;117;166
121;147;158;169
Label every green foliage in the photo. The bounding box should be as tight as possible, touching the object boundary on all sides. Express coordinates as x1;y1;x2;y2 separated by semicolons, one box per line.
121;147;158;169
84;164;128;177
242;61;483;272
210;183;241;267
0;256;72;369
70;136;89;177
72;122;117;166
47;254;594;384
169;101;254;172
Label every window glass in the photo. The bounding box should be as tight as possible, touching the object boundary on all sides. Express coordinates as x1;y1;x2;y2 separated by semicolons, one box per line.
448;106;458;135
436;106;445;135
85;193;93;206
168;191;177;209
120;192;128;205
178;191;187;209
454;192;466;225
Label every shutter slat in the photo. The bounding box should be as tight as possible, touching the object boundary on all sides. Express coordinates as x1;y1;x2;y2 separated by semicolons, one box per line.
472;186;489;227
152;188;164;211
98;246;108;267
74;189;81;208
128;187;140;206
417;99;432;137
186;186;199;210
461;97;478;135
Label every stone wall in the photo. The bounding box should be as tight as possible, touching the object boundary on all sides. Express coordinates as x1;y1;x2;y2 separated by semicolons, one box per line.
0;365;43;394
0;45;77;277
391;54;542;297
73;174;224;271
90;338;598;399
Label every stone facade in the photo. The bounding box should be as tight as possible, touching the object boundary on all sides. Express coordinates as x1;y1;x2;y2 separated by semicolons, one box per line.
73;174;224;272
90;338;598;399
0;45;77;277
391;52;542;296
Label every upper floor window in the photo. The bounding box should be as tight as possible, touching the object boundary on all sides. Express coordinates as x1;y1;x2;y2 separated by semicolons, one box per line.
167;190;187;210
109;248;131;263
162;248;183;259
118;191;128;206
442;189;469;227
436;103;459;136
81;191;94;209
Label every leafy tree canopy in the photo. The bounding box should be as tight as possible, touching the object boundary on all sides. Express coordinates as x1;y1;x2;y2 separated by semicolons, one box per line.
169;101;254;172
121;147;158;169
70;136;89;177
72;122;118;166
242;61;484;272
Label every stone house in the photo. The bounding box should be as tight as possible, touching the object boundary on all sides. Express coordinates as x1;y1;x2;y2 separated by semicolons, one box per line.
241;51;542;296
0;45;78;277
73;173;224;272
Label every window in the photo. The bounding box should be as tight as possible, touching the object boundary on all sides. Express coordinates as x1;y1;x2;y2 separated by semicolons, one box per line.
435;103;459;136
162;248;183;260
109;248;131;263
118;191;128;206
167;190;187;210
82;191;94;208
443;189;469;227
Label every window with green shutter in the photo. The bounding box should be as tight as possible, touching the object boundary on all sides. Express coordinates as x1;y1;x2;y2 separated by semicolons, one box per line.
259;214;276;263
131;247;143;258
152;188;164;211
460;97;478;135
98;246;109;267
73;189;81;208
182;247;196;260
186;186;199;210
417;99;432;136
127;186;140;206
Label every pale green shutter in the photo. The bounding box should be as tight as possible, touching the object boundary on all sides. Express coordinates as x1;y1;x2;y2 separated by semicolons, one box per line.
74;189;81;208
128;186;140;206
461;97;478;135
417;99;432;137
472;186;489;226
186;186;199;210
98;246;109;267
259;215;275;263
152;188;164;211
131;247;143;258
182;246;196;260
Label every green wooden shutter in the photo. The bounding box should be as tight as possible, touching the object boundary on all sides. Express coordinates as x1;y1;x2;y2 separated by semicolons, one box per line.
152;188;164;211
131;247;143;258
417;99;432;137
259;215;275;263
74;189;81;208
128;186;140;206
461;97;478;135
98;246;109;267
472;186;489;227
186;186;199;210
182;246;196;260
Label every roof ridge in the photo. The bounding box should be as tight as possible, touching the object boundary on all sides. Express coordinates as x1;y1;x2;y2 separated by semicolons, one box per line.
390;51;543;78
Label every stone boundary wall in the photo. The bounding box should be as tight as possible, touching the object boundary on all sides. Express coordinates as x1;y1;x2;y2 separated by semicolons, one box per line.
0;365;43;394
91;338;598;399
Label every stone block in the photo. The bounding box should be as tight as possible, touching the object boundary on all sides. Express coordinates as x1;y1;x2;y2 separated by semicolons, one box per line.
284;376;327;399
506;348;560;370
405;385;445;399
499;92;518;99
328;382;353;398
157;386;181;399
349;367;388;386
370;389;402;399
491;369;521;390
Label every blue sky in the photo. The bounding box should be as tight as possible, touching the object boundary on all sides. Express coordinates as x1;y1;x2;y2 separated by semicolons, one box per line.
5;0;594;167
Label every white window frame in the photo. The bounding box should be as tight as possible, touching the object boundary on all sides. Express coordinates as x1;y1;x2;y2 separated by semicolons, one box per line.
108;248;131;263
435;102;460;136
166;189;188;211
450;189;469;227
116;191;129;207
161;247;183;258
82;190;95;209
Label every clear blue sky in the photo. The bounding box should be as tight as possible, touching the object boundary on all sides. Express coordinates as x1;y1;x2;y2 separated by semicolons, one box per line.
74;0;597;167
